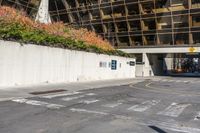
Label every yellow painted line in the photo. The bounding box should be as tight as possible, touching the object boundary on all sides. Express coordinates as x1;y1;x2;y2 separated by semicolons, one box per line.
129;82;200;96
146;82;200;95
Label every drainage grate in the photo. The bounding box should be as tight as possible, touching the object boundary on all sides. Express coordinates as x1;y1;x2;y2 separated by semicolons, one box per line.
30;89;67;95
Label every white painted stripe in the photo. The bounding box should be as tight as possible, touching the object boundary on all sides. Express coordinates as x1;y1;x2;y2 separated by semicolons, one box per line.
61;93;97;102
113;115;132;120
42;91;82;99
61;92;97;101
61;95;85;101
128;100;160;112
158;103;190;117
103;103;122;108
0;97;22;102
86;93;96;96
70;108;108;115
80;99;99;104
152;79;160;81
12;98;65;109
70;108;133;120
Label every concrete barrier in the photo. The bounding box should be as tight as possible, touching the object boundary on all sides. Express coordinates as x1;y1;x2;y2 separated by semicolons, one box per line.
0;40;135;87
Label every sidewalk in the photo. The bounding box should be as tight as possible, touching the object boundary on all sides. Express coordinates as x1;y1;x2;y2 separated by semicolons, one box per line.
0;78;145;102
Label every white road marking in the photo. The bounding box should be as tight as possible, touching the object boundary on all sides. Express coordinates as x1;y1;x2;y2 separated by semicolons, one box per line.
70;108;132;120
103;103;122;108
152;79;160;81
86;93;96;96
80;99;99;104
61;93;97;101
61;95;85;101
12;98;65;109
0;97;23;102
128;100;160;112
113;115;132;120
194;112;200;120
42;91;82;99
158;103;190;117
70;108;108;115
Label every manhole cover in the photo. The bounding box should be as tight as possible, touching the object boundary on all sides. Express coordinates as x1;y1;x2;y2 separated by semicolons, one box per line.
30;89;67;95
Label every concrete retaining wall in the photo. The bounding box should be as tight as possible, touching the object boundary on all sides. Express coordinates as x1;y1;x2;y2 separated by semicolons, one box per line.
0;40;135;87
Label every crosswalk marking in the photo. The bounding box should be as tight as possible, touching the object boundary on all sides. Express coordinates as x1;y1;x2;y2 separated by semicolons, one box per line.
61;95;85;101
86;93;96;96
102;102;122;108
158;103;190;117
61;93;97;102
70;108;132;120
128;100;160;112
42;91;82;99
80;99;99;104
12;98;65;109
70;108;108;115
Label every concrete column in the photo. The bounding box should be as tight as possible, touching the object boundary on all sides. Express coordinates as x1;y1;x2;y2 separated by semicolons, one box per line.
143;53;150;67
36;0;51;24
142;53;152;77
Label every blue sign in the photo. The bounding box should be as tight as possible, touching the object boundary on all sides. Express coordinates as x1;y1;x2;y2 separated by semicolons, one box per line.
111;60;117;70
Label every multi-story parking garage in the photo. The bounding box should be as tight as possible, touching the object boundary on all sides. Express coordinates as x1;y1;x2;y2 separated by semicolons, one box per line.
1;0;200;76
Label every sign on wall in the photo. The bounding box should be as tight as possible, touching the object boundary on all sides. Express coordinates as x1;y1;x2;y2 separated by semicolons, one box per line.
99;61;107;68
111;60;117;70
129;61;135;66
189;47;197;53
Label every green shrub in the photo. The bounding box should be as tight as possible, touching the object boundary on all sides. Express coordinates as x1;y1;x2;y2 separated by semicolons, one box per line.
0;21;131;58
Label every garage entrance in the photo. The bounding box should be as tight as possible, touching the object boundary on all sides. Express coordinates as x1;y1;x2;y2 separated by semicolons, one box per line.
171;53;200;76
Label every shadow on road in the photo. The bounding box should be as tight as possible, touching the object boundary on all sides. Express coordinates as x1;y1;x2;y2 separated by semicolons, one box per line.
149;125;167;133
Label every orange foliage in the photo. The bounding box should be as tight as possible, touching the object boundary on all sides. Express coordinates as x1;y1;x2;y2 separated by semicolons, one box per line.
66;28;113;50
0;6;114;50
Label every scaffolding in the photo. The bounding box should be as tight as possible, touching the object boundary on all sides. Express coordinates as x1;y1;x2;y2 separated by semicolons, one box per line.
1;0;200;48
48;0;200;48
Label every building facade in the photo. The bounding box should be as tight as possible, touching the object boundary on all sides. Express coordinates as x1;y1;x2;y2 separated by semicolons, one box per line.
1;0;200;76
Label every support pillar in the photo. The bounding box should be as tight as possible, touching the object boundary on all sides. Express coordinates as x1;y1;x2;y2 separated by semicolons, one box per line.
142;53;152;77
35;0;51;24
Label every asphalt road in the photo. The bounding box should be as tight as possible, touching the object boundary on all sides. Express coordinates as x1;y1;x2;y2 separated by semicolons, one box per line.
1;77;200;133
